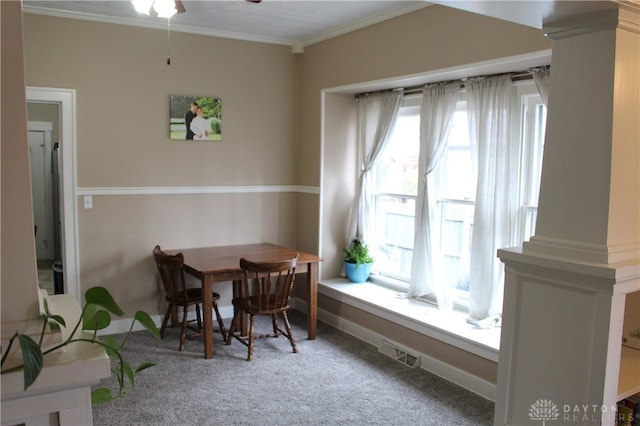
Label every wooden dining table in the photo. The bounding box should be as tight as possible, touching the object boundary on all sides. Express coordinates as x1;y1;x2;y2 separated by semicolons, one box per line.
165;243;323;359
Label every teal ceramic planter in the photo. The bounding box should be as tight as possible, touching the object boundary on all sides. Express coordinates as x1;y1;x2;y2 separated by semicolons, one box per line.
344;262;372;283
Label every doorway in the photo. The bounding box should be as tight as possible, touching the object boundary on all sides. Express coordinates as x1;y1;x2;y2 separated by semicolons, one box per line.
28;120;56;261
27;118;60;294
26;87;80;303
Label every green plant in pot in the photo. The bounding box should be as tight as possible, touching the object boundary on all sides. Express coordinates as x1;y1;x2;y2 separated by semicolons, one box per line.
343;239;374;283
1;286;160;405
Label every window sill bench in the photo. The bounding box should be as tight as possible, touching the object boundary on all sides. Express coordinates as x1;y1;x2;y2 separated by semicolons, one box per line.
317;278;500;363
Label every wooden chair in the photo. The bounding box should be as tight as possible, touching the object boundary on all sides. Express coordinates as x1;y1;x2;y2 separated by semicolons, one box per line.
153;245;227;352
225;255;299;361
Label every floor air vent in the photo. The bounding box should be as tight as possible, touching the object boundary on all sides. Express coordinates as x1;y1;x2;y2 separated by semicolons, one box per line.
378;340;421;368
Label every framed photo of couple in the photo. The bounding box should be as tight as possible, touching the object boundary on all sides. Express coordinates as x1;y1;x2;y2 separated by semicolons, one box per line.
169;95;222;141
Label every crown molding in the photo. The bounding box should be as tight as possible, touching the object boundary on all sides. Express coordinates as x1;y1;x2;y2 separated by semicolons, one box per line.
300;3;432;47
22;4;295;46
543;6;639;39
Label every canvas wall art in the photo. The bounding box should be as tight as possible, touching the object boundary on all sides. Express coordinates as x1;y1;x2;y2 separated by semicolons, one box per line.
170;95;222;141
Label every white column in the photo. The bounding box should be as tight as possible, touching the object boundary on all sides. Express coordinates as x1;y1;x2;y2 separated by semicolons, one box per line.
524;7;639;264
495;6;640;426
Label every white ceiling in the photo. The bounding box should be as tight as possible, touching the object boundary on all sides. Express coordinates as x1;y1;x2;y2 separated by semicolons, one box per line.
22;0;432;49
22;1;636;51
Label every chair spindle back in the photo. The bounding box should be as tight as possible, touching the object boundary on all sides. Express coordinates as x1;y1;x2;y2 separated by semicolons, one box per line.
239;255;298;312
153;245;188;301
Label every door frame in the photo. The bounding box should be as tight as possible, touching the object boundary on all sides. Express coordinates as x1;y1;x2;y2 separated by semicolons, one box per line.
26;87;80;304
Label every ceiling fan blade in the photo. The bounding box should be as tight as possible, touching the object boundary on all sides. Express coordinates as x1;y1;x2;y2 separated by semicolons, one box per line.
174;0;186;13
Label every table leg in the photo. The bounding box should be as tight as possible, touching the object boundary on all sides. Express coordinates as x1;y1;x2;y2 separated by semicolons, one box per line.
170;306;178;327
202;276;214;359
232;279;248;336
307;262;317;340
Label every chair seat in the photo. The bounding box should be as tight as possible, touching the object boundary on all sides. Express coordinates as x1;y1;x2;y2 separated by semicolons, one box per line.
234;295;290;315
171;288;221;306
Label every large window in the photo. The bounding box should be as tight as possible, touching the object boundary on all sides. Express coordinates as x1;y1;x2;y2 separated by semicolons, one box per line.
370;82;546;303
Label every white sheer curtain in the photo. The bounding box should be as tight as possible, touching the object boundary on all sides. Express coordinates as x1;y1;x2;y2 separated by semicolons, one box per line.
466;75;516;321
347;89;404;246
531;66;550;106
407;83;459;309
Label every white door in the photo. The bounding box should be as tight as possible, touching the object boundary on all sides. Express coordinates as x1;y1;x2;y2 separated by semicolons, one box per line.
28;123;54;261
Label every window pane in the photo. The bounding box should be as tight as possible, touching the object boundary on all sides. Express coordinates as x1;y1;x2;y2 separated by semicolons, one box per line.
527;103;547;205
524;207;537;241
443;150;474;200
376;115;419;196
436;101;474;297
440;201;473;293
520;95;546;242
440;105;474;201
447;109;470;147
373;108;419;282
373;195;415;280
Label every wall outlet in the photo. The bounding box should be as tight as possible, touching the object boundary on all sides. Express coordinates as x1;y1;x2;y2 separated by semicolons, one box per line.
83;195;93;209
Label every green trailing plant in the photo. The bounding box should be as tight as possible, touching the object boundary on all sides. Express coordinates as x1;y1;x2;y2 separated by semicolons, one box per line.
1;286;160;405
343;239;374;269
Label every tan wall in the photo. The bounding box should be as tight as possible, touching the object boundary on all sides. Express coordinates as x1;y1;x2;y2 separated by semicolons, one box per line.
1;1;41;323
22;13;299;315
318;92;358;279
78;192;298;313
23;14;297;187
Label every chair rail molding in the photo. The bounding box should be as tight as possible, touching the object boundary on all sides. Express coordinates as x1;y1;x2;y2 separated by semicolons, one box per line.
76;185;320;196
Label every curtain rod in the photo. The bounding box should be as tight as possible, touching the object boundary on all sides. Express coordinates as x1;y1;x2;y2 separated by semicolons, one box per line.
354;67;548;100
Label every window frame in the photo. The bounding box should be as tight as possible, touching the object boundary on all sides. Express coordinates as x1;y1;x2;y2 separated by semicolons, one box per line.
516;86;547;243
